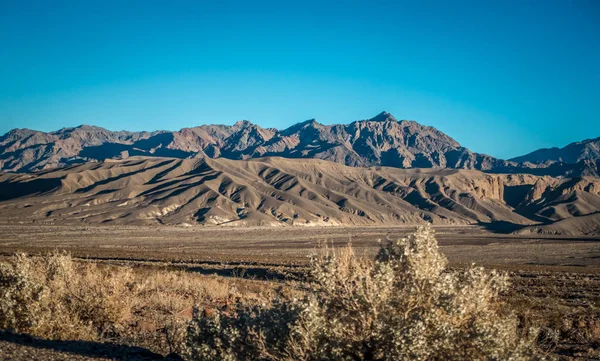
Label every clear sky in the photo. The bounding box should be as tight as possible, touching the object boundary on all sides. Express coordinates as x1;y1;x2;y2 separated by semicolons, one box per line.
0;0;598;159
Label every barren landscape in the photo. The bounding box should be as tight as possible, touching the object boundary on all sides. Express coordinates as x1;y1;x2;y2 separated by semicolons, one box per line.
2;155;600;235
2;0;600;359
1;129;599;360
0;223;599;269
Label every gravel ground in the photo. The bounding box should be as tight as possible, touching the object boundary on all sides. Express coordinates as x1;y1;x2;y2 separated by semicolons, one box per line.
0;224;598;268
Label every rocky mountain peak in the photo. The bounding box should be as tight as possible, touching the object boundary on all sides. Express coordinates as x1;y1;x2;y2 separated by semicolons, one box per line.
3;128;37;137
233;120;254;129
370;111;397;122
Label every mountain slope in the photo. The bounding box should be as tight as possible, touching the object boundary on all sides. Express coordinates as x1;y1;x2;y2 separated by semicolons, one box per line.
2;112;598;177
1;156;598;233
0;125;165;172
510;136;600;164
516;212;600;236
0;112;513;173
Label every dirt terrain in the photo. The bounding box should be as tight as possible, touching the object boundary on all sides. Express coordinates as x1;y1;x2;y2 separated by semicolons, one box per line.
0;223;598;269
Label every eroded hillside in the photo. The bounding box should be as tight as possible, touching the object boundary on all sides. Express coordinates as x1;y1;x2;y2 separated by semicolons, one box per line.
1;156;599;234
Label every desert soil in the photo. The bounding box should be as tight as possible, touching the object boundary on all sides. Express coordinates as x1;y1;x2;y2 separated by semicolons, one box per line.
0;223;598;269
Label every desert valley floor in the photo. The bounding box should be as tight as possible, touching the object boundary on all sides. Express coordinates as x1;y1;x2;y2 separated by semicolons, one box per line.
1;223;598;270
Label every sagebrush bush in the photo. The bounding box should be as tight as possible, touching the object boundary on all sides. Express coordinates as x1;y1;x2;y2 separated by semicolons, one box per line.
0;251;134;340
0;250;265;356
186;225;542;361
0;253;47;333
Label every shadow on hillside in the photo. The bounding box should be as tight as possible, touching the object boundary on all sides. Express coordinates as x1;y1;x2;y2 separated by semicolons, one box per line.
79;134;195;161
0;330;182;360
478;220;528;233
0;178;63;201
502;185;532;208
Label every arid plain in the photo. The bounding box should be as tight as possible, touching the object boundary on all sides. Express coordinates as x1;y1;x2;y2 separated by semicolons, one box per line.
0;223;598;269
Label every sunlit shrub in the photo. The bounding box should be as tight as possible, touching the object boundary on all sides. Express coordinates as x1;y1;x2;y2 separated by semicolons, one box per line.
0;251;134;340
186;225;542;361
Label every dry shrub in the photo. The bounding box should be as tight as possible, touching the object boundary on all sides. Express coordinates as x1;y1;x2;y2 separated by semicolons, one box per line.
0;251;134;340
127;269;235;355
186;225;542;361
0;253;239;352
0;251;276;357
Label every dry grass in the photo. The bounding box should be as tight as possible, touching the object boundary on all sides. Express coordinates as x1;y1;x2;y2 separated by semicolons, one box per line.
0;251;278;356
0;251;135;341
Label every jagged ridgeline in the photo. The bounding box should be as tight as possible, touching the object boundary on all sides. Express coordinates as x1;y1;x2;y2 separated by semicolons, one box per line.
1;112;598;176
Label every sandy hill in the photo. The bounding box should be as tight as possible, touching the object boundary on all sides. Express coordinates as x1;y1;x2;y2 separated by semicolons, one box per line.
516;212;600;236
3;112;597;176
1;156;599;234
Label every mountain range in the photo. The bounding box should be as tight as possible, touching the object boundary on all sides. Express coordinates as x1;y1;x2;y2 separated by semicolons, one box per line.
2;112;598;176
1;113;599;234
510;136;600;165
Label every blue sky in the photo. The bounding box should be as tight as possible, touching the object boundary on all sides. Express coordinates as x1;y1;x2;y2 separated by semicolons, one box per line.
0;0;598;159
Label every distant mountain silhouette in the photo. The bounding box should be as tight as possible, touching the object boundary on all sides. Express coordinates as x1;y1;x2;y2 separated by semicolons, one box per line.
510;136;600;164
1;112;598;176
